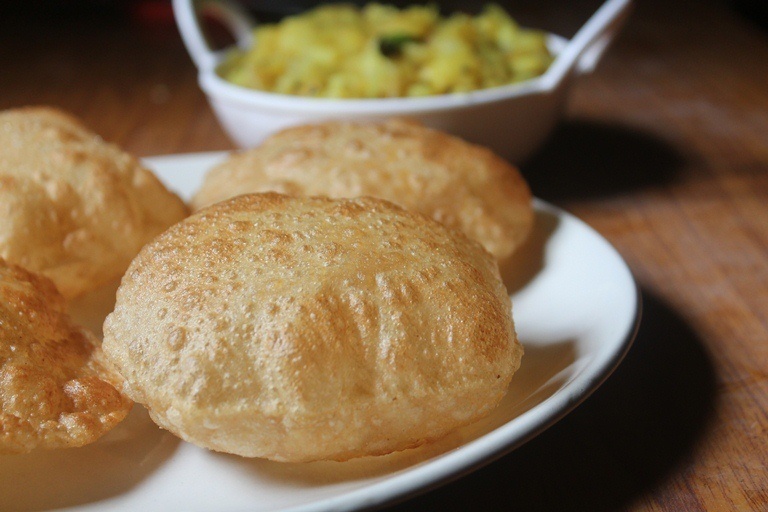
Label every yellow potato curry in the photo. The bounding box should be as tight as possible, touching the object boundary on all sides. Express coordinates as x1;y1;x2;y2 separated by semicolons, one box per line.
219;3;553;98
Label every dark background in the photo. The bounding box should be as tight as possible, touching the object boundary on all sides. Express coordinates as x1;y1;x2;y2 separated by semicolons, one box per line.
3;0;767;30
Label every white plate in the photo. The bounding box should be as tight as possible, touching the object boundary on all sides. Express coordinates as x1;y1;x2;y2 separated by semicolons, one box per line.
0;152;640;512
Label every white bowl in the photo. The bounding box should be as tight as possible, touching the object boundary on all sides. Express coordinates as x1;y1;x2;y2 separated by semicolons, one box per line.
173;0;632;163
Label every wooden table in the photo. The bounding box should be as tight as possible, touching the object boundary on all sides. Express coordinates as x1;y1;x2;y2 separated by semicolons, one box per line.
2;0;766;509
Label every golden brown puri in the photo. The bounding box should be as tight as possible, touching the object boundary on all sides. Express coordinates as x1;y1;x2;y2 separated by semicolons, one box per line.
0;106;189;299
0;259;132;454
191;118;533;260
103;193;523;462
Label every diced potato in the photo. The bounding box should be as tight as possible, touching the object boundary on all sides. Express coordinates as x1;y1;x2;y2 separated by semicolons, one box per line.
218;3;553;98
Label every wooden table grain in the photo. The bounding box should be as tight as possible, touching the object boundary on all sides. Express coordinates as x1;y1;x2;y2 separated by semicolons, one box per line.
2;0;766;510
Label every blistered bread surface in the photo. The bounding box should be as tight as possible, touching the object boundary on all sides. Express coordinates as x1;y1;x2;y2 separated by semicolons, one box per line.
0;259;132;453
0;106;188;298
192;119;533;260
103;193;522;461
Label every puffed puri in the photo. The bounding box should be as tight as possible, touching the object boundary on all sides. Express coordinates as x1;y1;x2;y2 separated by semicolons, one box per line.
191;118;534;262
102;192;523;462
0;259;132;454
0;106;189;299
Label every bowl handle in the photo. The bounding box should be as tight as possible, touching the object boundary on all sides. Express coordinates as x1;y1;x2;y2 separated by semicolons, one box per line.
172;0;255;70
545;0;633;83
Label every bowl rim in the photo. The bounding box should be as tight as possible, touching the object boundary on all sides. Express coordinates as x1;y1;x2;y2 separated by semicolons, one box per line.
198;34;569;114
200;68;556;115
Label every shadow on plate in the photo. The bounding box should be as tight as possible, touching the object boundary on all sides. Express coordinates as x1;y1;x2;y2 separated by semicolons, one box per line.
67;278;121;339
0;406;179;512
2;280;180;511
382;289;718;512
522;119;685;202
214;340;577;486
499;208;559;294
